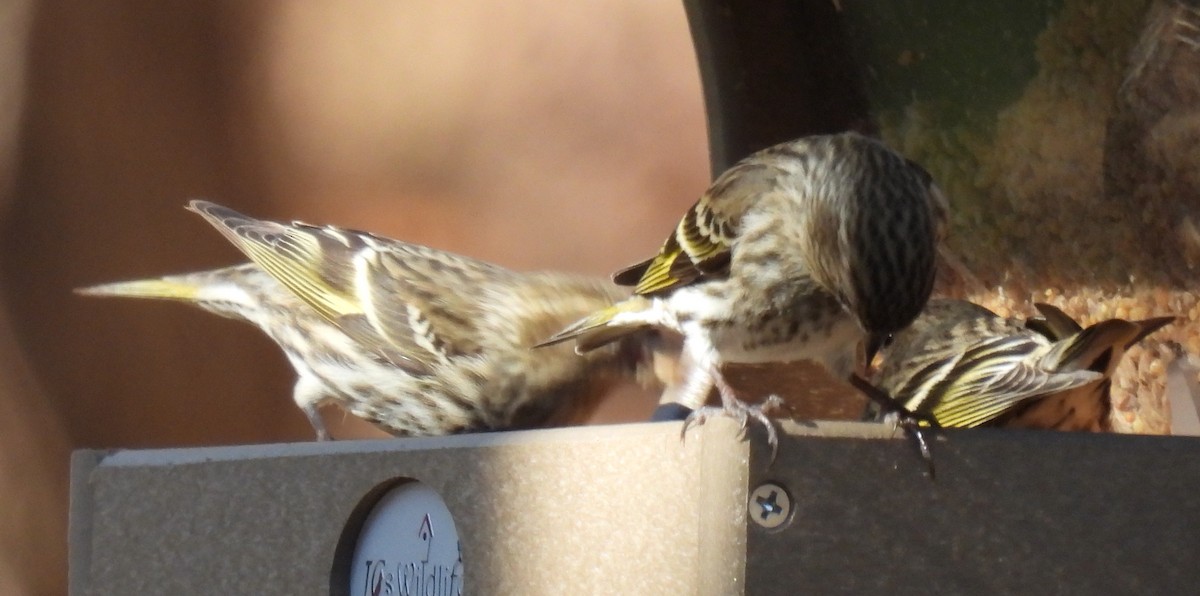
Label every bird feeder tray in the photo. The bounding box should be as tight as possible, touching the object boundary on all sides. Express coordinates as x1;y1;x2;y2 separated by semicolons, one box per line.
70;418;1200;594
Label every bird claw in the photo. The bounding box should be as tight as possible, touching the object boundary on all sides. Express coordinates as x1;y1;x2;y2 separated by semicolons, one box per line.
850;373;938;479
681;395;784;463
896;416;936;480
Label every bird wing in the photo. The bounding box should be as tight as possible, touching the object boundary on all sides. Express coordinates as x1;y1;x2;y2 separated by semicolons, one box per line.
188;200;511;373
1038;318;1143;374
875;299;1109;428
1030;305;1173;375
621;199;735;295
616;161;778;296
1026;303;1083;340
341;239;510;359
910;335;1103;428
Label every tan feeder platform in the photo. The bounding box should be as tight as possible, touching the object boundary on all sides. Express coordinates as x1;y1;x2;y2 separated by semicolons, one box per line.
70;417;1200;594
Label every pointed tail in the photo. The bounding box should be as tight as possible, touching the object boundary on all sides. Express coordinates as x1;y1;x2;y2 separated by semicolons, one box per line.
75;276;202;302
534;297;654;353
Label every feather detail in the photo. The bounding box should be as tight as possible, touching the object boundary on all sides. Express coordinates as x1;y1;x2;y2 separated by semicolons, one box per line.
1027;302;1084;339
81;203;664;440
875;298;1175;430
533;296;655;352
76;277;203;302
187;200;526;373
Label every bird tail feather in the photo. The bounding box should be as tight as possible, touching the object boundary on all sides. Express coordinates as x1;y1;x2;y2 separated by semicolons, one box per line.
75;277;202;302
534;298;652;353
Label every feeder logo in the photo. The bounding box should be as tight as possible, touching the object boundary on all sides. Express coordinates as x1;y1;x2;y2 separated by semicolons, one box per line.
360;514;464;596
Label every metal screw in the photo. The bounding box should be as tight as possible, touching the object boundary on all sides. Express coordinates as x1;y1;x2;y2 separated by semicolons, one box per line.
748;482;793;530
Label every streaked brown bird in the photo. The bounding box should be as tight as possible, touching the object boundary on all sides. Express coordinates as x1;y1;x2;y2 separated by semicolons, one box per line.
538;132;947;450
870;298;1175;431
79;201;660;440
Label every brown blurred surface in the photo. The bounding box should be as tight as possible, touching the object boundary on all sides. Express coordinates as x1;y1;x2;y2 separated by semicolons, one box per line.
0;3;710;593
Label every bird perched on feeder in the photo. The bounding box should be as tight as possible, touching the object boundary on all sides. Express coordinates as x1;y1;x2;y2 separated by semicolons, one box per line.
870;298;1175;432
79;201;661;441
1012;302;1174;431
538;132;947;451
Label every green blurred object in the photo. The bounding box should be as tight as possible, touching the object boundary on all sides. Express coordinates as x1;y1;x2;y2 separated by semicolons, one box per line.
839;0;1061;124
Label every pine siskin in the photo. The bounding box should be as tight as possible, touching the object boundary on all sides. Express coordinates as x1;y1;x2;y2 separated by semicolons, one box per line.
870;298;1175;431
1014;302;1174;431
79;201;661;441
538;132;946;450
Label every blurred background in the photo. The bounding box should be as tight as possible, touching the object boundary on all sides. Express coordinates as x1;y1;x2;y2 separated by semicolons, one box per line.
7;2;1200;593
0;2;708;593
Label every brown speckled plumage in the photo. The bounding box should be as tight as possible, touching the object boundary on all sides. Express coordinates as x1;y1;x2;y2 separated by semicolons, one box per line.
541;133;945;449
79;201;659;440
870;298;1174;430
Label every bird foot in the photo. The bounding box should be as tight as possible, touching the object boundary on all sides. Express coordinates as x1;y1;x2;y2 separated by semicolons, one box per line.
849;374;938;479
896;416;936;480
681;395;784;461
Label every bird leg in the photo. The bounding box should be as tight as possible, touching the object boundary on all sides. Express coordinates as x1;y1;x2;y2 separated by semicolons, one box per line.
304;404;332;442
897;416;935;480
679;339;783;460
711;364;784;461
848;374;938;478
294;377;332;441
